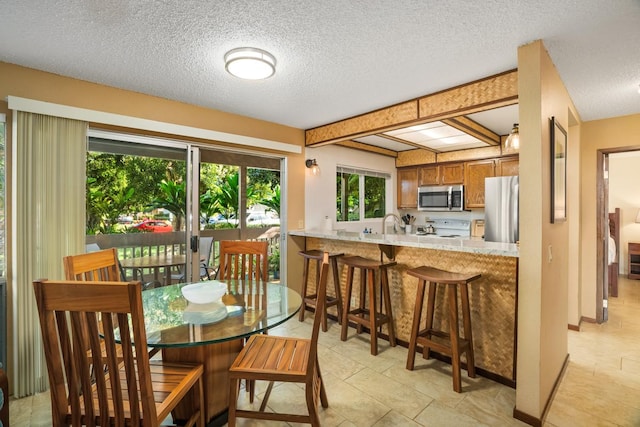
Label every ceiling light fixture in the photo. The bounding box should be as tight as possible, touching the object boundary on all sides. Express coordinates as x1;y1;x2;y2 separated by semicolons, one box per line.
224;47;276;80
505;123;520;149
305;159;320;175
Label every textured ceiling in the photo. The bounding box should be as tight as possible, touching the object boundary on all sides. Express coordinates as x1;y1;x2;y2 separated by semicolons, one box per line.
1;0;639;132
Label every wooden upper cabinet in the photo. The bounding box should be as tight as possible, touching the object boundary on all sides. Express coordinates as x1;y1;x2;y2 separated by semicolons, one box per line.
418;163;464;186
464;159;496;209
397;167;418;208
418;165;439;185
497;156;519;176
440;163;464;184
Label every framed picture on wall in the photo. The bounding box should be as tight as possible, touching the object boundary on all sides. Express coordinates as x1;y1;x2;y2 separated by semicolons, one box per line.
550;116;567;223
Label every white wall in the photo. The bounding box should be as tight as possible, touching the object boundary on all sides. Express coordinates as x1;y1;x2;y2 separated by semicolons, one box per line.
609;151;640;274
303;145;396;232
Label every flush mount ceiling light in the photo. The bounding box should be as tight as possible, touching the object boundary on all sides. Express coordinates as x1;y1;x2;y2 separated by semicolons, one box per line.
305;158;320;175
224;47;276;80
505;123;520;149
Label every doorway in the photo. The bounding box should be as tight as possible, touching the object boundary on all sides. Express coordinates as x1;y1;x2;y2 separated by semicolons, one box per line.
596;148;640;323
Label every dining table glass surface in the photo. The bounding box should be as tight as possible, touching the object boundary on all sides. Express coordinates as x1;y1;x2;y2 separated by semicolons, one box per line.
141;279;302;348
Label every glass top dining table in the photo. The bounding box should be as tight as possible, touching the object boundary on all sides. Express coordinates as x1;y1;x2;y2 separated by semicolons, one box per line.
141;279;302;348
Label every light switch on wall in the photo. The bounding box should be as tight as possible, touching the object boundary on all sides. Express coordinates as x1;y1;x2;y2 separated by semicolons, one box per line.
548;245;553;263
298;219;304;229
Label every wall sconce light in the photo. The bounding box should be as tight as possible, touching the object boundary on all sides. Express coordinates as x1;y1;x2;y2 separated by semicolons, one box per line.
305;159;320;175
505;123;520;149
224;47;276;80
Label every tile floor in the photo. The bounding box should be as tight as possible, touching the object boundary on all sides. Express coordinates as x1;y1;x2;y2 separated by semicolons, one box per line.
9;277;640;426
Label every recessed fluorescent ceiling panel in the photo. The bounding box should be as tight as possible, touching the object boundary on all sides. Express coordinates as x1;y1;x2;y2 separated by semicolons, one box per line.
384;122;489;152
353;134;417;152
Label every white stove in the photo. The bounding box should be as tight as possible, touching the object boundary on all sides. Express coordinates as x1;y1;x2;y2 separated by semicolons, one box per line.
416;218;471;237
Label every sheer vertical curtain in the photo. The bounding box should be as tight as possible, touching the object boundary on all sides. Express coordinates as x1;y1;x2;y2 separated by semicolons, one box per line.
13;112;86;396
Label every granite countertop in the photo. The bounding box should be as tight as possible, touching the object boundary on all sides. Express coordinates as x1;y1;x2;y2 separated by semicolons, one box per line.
288;229;519;258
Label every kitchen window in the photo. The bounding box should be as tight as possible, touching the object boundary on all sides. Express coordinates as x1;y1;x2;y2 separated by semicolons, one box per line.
336;166;388;222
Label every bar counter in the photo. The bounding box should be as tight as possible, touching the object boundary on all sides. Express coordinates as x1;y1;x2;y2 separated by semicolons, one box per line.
289;229;518;386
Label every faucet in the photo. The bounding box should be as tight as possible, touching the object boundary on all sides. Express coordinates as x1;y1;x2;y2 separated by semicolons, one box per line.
382;213;401;237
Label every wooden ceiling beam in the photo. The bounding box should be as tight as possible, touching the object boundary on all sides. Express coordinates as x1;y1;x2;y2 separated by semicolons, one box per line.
377;133;439;153
336;140;398;157
305;69;517;146
442;116;501;146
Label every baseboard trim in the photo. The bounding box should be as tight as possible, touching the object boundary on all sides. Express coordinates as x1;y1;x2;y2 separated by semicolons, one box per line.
513;353;569;426
580;316;597;324
567;323;580;331
513;408;541;427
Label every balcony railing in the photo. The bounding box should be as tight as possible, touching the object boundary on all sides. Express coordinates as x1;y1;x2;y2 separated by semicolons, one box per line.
86;226;280;282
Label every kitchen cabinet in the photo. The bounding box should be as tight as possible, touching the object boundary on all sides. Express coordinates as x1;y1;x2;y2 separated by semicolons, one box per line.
397;167;418;208
418;162;464;186
497;157;519;176
628;242;640;279
464;159;496;209
399;156;517;209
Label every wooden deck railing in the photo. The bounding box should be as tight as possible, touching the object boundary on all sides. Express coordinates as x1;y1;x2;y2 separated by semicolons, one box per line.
86;226;281;281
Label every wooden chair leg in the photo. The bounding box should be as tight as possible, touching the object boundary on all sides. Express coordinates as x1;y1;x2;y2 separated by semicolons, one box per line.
423;282;437;360
299;257;310;322
341;266;354;342
407;278;426;370
259;381;275;412
447;284;462;393
317;258;328;332
331;257;343;325
381;267;396;346
357;269;366;335
367;269;378;355
228;377;239;427
460;282;476;378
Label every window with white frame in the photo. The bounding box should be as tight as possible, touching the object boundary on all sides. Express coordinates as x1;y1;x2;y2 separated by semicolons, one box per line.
336;166;388;222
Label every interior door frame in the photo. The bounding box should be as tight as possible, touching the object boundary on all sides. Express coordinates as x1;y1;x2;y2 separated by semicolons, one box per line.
596;146;640;323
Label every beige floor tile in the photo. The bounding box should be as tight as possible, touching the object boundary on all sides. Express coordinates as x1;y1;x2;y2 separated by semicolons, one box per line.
344;367;433;419
12;276;640;426
415;400;489;427
372;409;422;426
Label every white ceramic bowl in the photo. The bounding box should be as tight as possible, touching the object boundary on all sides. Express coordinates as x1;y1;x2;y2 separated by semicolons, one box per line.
181;281;227;304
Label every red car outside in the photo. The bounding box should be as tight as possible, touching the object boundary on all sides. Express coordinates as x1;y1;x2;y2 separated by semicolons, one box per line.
133;220;173;233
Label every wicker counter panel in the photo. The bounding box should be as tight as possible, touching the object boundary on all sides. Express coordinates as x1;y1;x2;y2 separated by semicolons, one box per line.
304;237;517;382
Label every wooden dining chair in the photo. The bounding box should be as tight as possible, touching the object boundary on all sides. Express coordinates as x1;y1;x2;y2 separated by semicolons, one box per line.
63;247;158;362
64;247;121;281
171;236;216;283
227;252;330;426
218;240;268;282
33;279;205;427
217;239;269;401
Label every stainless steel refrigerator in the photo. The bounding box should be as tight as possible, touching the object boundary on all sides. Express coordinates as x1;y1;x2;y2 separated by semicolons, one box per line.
484;176;519;243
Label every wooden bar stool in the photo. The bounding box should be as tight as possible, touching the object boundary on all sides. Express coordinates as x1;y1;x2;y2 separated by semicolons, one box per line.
299;250;344;331
406;266;481;392
340;255;397;355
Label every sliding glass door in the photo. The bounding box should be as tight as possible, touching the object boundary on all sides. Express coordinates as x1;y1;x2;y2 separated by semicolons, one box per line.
86;131;284;285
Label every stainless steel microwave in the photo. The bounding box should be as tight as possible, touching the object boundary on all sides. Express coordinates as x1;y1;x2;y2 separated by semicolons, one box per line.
417;185;465;211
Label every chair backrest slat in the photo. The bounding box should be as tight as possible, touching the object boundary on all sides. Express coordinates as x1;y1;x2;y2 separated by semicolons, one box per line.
219;240;268;282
